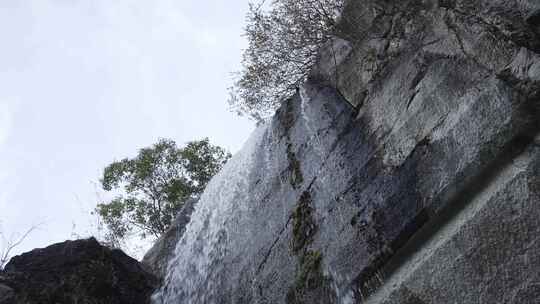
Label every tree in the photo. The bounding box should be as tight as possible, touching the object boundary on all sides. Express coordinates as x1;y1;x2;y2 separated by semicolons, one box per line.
95;138;231;242
1;224;40;270
229;0;345;121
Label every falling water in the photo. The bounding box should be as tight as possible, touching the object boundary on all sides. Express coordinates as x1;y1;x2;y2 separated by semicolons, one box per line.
151;125;269;304
151;81;358;304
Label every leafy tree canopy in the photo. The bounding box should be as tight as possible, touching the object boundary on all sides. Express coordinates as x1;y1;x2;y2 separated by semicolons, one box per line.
96;138;231;244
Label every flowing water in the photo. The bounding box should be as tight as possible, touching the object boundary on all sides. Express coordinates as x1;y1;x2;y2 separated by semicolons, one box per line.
151;125;269;304
151;82;357;303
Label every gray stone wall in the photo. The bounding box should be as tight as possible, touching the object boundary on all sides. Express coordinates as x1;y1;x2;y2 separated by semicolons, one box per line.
363;137;540;303
152;1;540;303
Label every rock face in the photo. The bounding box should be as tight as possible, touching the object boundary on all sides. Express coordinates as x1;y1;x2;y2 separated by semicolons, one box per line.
364;140;540;303
0;284;14;303
0;238;158;304
152;0;540;303
142;198;198;279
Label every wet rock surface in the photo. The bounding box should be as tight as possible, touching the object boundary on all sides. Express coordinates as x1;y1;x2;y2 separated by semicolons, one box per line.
0;1;536;304
0;238;158;304
365;139;540;304
153;0;540;303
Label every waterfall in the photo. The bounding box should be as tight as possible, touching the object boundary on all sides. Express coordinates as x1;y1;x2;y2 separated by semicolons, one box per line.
151;125;269;304
151;81;357;304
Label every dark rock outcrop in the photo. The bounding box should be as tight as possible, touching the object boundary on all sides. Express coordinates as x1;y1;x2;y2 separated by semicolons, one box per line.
0;284;14;303
0;237;158;304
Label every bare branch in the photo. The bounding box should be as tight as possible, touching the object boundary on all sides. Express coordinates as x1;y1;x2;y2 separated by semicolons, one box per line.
0;223;42;269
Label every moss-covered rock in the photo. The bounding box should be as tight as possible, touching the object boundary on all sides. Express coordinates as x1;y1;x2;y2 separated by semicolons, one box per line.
286;143;304;189
286;251;335;304
290;191;317;254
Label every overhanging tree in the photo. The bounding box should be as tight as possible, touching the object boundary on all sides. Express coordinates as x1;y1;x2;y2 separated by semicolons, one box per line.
96;138;231;243
229;0;345;121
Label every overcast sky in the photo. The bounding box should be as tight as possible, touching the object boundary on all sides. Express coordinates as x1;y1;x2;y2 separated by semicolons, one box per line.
0;0;255;257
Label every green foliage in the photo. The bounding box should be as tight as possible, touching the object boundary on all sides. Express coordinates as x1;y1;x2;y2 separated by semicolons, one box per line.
96;138;231;241
229;0;344;121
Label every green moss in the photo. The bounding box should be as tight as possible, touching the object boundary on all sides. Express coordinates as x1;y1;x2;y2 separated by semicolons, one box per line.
287;192;327;303
279;98;303;189
296;251;323;290
281;99;296;136
350;213;358;226
287;190;333;303
286;144;304;189
290;191;316;254
286;250;332;304
364;47;378;62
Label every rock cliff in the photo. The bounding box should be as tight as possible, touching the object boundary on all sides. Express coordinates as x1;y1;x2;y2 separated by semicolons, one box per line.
2;1;538;303
152;0;540;303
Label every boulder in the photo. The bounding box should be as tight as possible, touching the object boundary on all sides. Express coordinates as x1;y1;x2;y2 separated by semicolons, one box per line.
0;237;158;304
0;284;14;304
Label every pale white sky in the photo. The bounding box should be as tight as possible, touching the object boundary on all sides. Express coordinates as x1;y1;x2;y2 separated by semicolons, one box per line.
0;0;255;257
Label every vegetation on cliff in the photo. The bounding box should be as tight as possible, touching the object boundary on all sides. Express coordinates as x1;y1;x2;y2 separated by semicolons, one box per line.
229;0;344;121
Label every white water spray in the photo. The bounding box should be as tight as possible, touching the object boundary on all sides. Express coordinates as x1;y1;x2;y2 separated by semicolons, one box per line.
151;125;268;304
